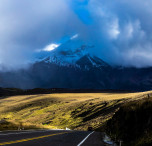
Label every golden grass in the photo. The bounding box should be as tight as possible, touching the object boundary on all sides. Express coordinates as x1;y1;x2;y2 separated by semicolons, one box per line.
0;91;151;131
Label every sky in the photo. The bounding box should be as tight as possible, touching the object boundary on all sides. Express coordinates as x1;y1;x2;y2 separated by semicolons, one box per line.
0;0;152;69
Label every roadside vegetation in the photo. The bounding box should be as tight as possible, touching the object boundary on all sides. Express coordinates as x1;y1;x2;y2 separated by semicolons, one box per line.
0;91;151;132
106;94;152;146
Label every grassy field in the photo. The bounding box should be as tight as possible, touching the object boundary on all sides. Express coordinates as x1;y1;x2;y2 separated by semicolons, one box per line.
0;91;151;131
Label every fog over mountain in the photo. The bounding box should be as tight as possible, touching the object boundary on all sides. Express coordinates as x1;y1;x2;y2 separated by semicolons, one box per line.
0;0;152;69
0;36;151;91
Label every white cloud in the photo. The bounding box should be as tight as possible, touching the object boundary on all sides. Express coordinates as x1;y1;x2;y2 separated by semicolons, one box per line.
108;18;120;39
70;34;79;40
43;43;60;51
125;23;134;39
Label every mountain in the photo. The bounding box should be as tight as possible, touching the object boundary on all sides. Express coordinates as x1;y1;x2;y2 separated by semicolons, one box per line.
34;38;109;69
0;38;152;91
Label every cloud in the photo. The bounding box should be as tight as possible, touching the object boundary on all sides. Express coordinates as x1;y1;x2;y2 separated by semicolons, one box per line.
107;18;120;40
42;43;60;52
1;0;152;68
70;34;79;40
79;0;152;67
0;0;83;69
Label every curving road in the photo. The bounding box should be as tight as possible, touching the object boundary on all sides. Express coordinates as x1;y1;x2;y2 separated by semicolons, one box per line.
0;130;105;146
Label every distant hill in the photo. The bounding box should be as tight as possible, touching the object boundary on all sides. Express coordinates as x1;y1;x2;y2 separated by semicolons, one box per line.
0;87;134;97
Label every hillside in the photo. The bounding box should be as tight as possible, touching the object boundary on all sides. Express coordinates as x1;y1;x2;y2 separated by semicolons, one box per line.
0;91;151;131
106;95;152;146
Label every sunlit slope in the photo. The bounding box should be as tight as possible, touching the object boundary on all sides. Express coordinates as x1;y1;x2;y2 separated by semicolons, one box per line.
0;91;151;130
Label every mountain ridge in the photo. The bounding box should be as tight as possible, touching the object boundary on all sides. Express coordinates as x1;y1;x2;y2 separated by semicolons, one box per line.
0;38;152;90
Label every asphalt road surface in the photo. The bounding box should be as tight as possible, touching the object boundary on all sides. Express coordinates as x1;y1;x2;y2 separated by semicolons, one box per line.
0;130;105;146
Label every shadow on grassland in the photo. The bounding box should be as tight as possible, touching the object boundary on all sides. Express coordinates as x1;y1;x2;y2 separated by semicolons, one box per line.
0;119;41;131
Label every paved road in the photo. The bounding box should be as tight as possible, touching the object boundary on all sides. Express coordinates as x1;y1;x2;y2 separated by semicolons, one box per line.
0;130;105;146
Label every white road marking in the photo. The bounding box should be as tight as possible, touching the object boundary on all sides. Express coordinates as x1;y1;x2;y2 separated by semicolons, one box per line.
0;130;52;136
77;131;94;146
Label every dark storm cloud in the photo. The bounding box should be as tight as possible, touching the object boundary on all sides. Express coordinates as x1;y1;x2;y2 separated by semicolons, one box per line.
0;0;152;69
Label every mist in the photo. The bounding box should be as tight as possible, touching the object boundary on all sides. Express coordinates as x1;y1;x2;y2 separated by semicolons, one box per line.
0;0;152;69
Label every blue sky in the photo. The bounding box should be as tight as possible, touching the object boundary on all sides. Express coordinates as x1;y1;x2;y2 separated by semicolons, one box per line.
0;0;152;68
70;0;92;24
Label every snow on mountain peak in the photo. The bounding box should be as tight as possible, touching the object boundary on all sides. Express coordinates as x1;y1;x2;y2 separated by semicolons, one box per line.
33;37;110;69
37;37;94;64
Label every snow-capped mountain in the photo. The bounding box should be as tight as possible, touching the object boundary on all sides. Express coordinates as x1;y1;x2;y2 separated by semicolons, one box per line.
0;37;152;91
34;37;109;70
